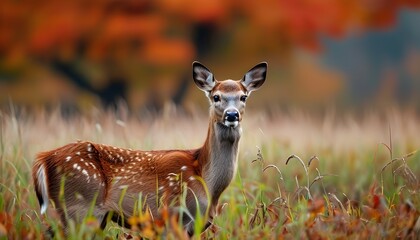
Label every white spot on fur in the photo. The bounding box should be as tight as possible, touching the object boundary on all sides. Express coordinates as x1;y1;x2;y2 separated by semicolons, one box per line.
65;156;72;162
76;151;81;156
181;166;187;171
89;162;97;169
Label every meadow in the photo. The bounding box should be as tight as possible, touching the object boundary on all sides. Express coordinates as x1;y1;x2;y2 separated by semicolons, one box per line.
0;106;419;239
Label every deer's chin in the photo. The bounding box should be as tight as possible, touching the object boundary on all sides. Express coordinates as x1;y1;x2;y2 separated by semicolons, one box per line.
223;120;239;128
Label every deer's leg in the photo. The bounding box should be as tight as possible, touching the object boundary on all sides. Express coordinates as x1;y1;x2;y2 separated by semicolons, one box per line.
47;175;107;233
100;211;132;229
184;190;211;235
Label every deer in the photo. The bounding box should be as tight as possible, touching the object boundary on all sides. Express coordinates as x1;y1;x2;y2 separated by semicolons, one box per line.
32;61;267;236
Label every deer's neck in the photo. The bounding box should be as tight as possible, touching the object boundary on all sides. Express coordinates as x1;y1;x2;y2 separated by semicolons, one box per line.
199;121;242;204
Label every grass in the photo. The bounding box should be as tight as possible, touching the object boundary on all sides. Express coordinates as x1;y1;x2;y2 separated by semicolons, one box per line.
0;106;419;239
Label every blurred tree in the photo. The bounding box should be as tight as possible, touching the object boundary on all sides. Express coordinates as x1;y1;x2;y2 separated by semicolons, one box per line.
322;9;420;106
0;0;419;110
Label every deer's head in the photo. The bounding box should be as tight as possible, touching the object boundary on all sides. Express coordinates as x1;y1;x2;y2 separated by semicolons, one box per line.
193;62;267;128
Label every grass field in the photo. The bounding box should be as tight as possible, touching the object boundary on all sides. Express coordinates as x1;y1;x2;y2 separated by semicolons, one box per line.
0;106;419;239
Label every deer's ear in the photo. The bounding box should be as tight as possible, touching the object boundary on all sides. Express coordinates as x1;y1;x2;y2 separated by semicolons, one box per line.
193;61;215;92
242;62;267;93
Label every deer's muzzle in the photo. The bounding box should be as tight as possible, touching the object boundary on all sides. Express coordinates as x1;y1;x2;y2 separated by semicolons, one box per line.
223;109;240;127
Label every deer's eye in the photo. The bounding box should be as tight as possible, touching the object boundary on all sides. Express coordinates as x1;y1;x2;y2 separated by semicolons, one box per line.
240;95;247;102
213;95;221;102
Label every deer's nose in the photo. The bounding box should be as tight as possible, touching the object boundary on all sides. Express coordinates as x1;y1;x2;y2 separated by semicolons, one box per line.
225;110;239;122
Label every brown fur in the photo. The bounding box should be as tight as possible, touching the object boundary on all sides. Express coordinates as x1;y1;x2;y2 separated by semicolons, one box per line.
212;80;247;93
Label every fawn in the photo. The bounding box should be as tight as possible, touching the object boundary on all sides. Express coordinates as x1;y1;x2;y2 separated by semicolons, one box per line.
32;61;267;236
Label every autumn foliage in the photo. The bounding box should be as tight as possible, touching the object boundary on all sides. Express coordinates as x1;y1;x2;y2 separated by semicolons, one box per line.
1;0;420;66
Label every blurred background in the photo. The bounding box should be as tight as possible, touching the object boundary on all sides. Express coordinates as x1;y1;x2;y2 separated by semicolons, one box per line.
1;0;420;117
